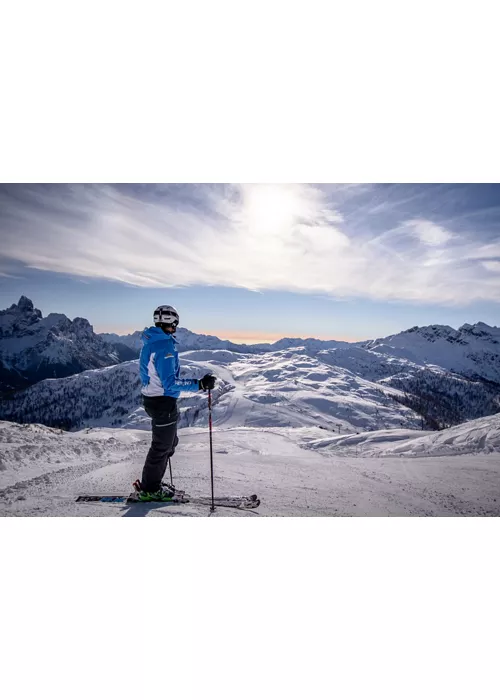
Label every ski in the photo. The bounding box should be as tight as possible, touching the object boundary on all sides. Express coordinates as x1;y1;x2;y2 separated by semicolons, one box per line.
76;495;130;504
127;492;260;509
180;494;260;510
75;492;260;510
75;492;188;505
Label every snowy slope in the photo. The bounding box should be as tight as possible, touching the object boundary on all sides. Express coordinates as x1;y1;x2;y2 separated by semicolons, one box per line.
0;358;221;430
97;322;500;426
199;347;421;431
1;421;499;516
0;420;146;489
3;340;498;434
2;311;499;517
372;413;500;457
0;348;423;433
0;297;120;391
312;344;499;427
303;413;500;458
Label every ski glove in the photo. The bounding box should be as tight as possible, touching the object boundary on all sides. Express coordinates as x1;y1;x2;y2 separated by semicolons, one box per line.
199;373;216;391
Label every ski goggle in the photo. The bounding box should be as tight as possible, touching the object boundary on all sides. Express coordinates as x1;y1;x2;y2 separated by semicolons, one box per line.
154;312;179;326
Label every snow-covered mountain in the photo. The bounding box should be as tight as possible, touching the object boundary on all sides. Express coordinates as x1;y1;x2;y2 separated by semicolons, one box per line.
305;345;498;427
0;348;422;432
0;297;122;393
99;327;251;357
1;342;478;435
253;336;353;352
101;321;500;387
98;326;343;357
1;339;499;433
363;322;500;383
2;297;499;433
98;330;144;355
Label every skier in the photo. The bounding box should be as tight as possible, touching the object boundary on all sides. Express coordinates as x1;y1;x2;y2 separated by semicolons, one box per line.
136;304;216;501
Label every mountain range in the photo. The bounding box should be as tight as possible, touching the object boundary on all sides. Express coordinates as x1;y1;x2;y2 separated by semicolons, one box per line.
102;317;500;385
0;297;132;393
1;296;499;433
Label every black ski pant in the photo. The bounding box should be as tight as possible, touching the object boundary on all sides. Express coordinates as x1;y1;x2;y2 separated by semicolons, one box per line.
141;396;179;492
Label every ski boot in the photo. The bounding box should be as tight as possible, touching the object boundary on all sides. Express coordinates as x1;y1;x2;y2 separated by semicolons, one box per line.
132;479;176;502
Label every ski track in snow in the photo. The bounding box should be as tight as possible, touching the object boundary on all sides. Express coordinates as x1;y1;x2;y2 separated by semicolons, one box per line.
1;425;499;517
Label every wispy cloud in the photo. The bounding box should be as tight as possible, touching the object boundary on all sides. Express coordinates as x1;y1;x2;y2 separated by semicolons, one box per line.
0;183;499;305
406;219;454;246
483;260;500;272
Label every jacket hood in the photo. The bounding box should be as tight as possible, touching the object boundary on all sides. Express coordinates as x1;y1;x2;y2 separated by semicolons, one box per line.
141;326;175;345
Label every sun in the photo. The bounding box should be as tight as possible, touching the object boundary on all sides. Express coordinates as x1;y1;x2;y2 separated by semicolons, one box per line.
243;184;305;233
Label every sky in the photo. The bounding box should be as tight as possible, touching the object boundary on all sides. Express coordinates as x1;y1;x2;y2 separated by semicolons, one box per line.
0;183;499;343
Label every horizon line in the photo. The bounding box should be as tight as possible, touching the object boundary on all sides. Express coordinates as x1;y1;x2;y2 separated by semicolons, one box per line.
93;326;372;344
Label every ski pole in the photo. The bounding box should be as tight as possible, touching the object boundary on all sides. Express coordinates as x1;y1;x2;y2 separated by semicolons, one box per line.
168;457;174;487
208;388;215;512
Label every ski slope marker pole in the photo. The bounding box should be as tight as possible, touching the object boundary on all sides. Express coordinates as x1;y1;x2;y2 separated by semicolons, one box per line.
208;388;215;512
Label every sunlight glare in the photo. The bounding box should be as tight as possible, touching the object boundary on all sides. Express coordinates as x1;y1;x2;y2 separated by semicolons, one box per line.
244;184;306;233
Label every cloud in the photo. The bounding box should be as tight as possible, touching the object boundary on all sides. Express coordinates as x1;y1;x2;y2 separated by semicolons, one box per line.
467;242;500;260
482;260;500;272
0;183;499;305
405;219;454;246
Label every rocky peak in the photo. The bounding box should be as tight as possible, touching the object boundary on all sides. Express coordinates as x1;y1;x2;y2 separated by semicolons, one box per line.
459;322;497;339
72;317;94;334
17;295;33;311
0;297;119;391
416;325;457;341
10;296;42;318
0;296;43;338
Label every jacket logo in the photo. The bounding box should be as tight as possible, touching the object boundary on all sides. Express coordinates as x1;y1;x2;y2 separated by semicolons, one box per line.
165;353;174;358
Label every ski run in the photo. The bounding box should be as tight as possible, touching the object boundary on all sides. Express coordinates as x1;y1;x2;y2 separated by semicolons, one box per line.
1;417;499;516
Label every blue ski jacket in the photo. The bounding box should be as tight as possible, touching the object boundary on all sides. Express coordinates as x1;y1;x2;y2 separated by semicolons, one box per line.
139;326;199;398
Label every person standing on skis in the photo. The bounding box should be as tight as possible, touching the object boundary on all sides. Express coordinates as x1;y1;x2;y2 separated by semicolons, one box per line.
136;304;216;501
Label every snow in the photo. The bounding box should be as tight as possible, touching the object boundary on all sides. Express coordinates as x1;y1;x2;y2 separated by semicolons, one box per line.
101;320;500;387
1;342;498;516
376;413;500;457
1;420;499;516
302;413;500;457
1;301;499;517
0;421;145;489
364;322;500;383
1;347;425;433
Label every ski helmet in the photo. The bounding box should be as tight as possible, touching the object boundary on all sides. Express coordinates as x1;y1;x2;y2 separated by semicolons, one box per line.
153;305;179;328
